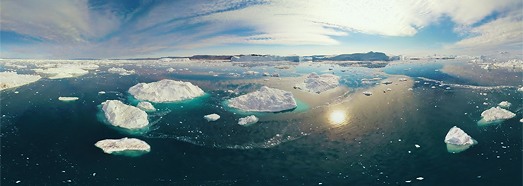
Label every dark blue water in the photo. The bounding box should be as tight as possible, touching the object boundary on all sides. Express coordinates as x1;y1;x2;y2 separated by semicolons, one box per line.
1;61;522;185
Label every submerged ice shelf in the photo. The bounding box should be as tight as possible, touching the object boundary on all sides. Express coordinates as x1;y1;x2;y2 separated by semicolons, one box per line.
101;100;149;130
95;138;150;155
228;86;297;112
128;79;205;103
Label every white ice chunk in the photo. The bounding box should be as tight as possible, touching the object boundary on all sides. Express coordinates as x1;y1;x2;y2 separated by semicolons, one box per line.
498;101;511;108
137;102;156;112
0;72;41;91
58;97;79;101
238;115;259;126
295;73;340;94
101;100;149;129
95;138;150;154
445;126;475;145
518;87;523;92
128;79;204;103
480;106;516;123
228;86;297;112
107;67;135;75
204;114;221;121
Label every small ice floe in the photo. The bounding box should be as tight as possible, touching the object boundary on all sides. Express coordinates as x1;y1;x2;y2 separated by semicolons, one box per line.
405;180;411;183
15;180;21;184
243;71;259;75
520;118;523;123
414;144;420;148
204;114;220;122
95;138;150;156
101;100;149;130
386;88;392;91
431;86;436;89
416;177;424;181
262;72;270;76
482;102;489;105
399;78;407;82
498;101;511;108
382;80;393;85
408;88;413;91
137;102;156;112
58;97;79;102
238;115;259;126
445;87;451;90
478;106;516;126
423;82;430;85
129;79;205;103
228;86;297;112
518;87;523;92
0;71;41;91
98;91;106;94
107;67;135;76
444;126;477;153
167;68;176;72
362;91;373;96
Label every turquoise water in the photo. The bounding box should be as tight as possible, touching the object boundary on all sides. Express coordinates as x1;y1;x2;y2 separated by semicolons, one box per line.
1;60;521;185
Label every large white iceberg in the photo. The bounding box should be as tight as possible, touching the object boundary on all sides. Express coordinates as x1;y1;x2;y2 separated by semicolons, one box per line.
478;106;516;125
107;67;135;75
95;138;150;155
128;79;205;103
228;86;297;112
0;72;41;91
101;100;149;129
204;114;221;121
444;126;477;153
295;73;340;94
238;115;259;125
137;102;156;112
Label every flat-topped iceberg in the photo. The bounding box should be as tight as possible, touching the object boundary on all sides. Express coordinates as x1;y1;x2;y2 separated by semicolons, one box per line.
95;138;150;155
128;79;205;103
58;97;79;101
228;86;297;112
478;106;516;126
33;65;90;79
295;73;340;94
0;72;41;91
498;101;511;108
204;114;220;121
137;102;156;112
444;126;477;153
107;67;135;75
101;100;149;129
238;115;259;126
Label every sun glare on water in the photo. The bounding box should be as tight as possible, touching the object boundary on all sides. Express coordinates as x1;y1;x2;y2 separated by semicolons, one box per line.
328;110;348;126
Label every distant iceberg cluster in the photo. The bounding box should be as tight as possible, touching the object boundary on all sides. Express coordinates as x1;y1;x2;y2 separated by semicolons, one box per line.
0;72;41;91
129;79;205;103
101;100;149;130
228;86;297;112
295;73;340;94
107;67;135;75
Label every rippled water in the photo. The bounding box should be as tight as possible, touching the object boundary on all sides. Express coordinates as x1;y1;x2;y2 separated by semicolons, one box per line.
1;60;521;185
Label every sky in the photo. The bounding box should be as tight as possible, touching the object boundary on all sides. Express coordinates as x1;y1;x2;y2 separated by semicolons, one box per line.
1;0;522;59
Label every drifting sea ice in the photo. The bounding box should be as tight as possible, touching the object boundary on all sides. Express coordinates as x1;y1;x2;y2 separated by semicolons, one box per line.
0;72;41;91
107;67;135;75
294;73;340;94
444;126;477;153
228;86;297;112
128;79;205;103
204;114;221;121
478;106;516;126
101;100;149;130
95;138;150;156
33;64;97;79
58;97;79;101
238;115;259;126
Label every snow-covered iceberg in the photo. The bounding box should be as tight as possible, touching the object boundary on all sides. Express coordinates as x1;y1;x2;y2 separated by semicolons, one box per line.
498;101;511;108
478;106;516;126
128;79;205;103
204;114;220;121
238;115;259;126
228;86;297;112
95;138;150;156
101;100;149;130
0;72;41;91
107;67;135;75
58;97;79;101
33;64;92;79
444;126;477;153
295;73;340;94
137;102;156;112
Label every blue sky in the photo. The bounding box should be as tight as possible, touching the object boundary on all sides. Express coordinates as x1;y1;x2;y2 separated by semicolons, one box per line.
1;0;522;59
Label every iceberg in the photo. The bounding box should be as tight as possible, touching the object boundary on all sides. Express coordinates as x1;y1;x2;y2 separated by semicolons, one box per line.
101;100;149;130
204;114;220;121
137;102;156;112
238;115;259;126
128;79;205;103
518;87;523;92
58;97;79;101
0;72;41;91
444;126;477;153
228;86;297;112
95;138;150;155
33;65;91;79
498;101;511;108
478;106;516;125
107;67;135;75
295;73;340;94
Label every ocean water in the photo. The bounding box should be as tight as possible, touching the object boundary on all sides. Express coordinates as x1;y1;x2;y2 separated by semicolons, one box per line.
1;60;522;185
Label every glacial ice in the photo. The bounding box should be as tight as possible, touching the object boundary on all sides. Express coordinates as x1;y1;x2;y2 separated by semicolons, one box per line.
498;101;511;108
34;66;89;79
0;72;41;91
518;87;523;92
294;73;340;94
137;102;156;112
128;79;205;103
95;137;150;154
238;115;259;125
444;126;477;153
228;86;297;112
58;97;79;101
204;114;220;121
479;106;516;123
107;67;135;75
101;100;149;129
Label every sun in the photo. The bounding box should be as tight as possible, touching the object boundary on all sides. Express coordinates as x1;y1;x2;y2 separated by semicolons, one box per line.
328;110;347;125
